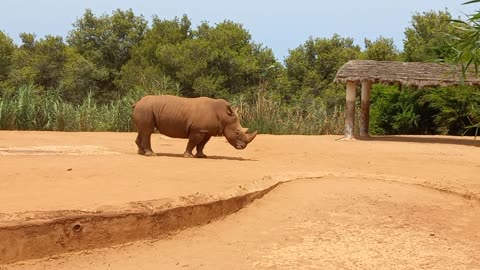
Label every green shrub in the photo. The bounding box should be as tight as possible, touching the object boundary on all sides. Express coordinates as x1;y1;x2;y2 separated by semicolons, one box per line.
370;84;480;136
370;85;422;135
421;87;480;136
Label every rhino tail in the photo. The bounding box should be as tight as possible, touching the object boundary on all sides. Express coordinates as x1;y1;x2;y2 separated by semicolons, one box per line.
131;102;137;109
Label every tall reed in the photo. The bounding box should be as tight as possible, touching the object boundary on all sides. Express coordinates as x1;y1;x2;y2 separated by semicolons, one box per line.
232;90;348;135
0;84;350;135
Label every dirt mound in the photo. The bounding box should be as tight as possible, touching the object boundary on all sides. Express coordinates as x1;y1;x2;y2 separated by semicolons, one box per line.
0;183;277;264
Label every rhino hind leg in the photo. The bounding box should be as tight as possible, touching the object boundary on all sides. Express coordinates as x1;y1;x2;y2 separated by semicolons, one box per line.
138;129;154;156
135;134;145;155
184;132;208;158
195;135;211;158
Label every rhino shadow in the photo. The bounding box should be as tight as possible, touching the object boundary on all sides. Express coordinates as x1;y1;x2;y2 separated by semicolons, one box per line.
153;152;257;161
355;135;479;147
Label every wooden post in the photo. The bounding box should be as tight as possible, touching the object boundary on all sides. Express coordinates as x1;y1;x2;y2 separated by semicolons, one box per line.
360;81;371;137
344;81;356;140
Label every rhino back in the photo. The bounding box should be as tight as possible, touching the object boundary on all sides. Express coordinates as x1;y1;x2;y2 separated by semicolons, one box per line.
142;95;222;138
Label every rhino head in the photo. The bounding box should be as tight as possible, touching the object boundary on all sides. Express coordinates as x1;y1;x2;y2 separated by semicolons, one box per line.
223;106;257;150
225;127;257;150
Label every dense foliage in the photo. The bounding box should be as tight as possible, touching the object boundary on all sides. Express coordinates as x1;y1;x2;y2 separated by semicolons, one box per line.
370;85;480;135
0;8;478;136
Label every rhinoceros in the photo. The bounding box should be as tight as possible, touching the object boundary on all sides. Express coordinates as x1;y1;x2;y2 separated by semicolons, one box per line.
132;95;257;158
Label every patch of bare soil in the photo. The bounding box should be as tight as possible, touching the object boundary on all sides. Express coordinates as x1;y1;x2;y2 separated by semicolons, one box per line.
0;145;120;156
7;177;480;270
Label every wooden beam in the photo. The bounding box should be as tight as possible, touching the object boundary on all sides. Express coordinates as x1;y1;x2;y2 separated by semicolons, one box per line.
344;81;356;140
360;81;371;137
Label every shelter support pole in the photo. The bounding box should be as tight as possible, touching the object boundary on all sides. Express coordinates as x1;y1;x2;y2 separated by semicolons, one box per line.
360;81;371;137
344;81;356;140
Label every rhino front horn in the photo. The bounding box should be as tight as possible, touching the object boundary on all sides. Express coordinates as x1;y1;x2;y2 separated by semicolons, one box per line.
247;131;257;143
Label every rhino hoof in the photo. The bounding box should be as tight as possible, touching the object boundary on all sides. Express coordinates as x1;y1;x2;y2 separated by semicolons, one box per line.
183;152;195;158
144;151;155;156
195;153;207;158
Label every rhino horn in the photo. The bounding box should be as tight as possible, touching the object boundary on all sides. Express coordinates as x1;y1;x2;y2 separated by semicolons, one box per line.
246;131;257;143
242;127;249;133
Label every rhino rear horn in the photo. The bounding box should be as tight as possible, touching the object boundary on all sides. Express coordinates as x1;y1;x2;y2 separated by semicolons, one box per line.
242;127;249;133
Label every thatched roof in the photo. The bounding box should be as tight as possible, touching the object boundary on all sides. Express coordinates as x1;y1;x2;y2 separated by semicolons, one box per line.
334;60;480;87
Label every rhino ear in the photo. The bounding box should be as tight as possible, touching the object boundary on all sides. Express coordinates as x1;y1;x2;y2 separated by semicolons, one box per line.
226;105;238;119
227;105;234;116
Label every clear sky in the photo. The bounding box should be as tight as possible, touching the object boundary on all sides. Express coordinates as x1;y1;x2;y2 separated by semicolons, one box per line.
0;0;477;61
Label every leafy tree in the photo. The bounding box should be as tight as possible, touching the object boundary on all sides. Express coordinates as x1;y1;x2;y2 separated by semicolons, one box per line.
285;34;360;97
7;33;37;88
33;35;67;89
61;48;108;103
19;33;35;50
67;9;148;101
403;9;458;62
184;20;277;97
6;33;67;92
121;18;277;98
0;31;15;91
0;31;15;79
118;15;192;94
362;36;399;61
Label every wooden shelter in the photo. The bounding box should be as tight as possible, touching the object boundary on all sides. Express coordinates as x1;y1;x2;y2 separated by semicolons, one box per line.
334;60;480;139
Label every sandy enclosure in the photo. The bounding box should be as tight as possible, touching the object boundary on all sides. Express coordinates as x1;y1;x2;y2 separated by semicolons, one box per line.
0;131;479;269
0;131;479;214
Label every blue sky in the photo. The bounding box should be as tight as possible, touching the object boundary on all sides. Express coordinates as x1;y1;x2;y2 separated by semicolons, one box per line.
0;0;477;60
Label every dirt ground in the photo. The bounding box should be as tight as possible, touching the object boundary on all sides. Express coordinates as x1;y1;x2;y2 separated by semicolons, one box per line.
8;177;480;270
1;131;480;269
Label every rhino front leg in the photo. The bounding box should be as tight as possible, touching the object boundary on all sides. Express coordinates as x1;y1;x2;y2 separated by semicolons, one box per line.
195;135;211;158
184;132;206;158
